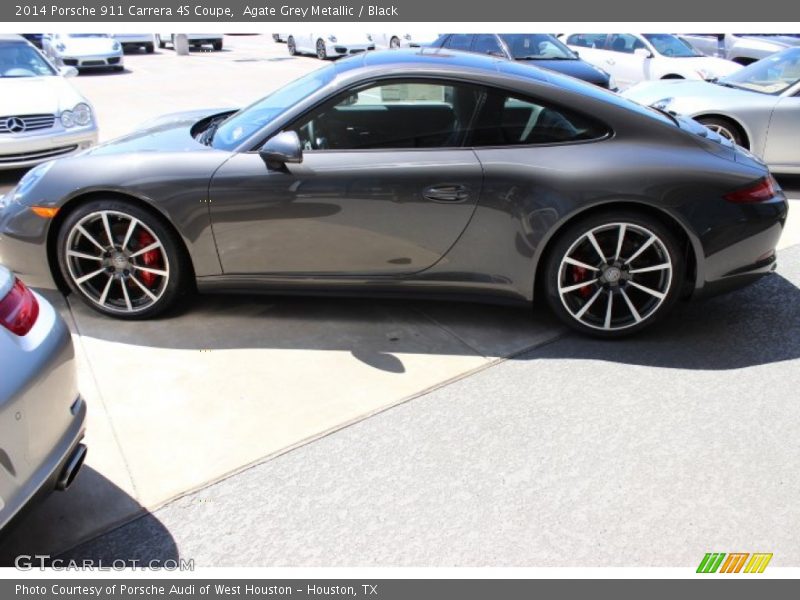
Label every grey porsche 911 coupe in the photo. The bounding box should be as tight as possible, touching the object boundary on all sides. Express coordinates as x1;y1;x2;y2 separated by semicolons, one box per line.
0;49;789;337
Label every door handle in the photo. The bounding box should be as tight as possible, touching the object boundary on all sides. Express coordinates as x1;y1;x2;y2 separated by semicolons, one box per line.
423;185;470;203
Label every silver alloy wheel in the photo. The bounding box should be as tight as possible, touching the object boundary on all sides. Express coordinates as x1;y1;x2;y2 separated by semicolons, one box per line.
316;39;327;59
704;123;736;142
390;37;401;49
64;210;170;314
557;222;672;331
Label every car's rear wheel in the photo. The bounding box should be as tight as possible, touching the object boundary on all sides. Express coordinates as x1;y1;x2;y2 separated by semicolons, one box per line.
145;42;154;53
544;210;685;337
287;36;297;55
213;40;223;51
155;34;166;49
316;38;328;60
390;36;401;49
57;200;190;319
696;116;746;147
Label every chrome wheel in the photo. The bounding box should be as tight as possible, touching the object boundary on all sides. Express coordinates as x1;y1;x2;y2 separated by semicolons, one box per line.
64;210;170;314
316;39;327;60
557;222;673;332
704;123;735;142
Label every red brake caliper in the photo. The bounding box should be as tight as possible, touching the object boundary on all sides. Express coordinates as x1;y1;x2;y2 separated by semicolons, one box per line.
136;230;160;287
572;266;592;298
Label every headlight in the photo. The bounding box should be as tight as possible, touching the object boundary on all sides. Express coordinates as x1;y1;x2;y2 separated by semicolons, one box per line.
403;34;412;40
56;43;66;52
72;103;92;126
367;34;373;41
13;161;55;202
112;41;121;52
61;103;92;128
651;97;674;111
60;110;74;128
328;35;337;43
695;69;713;80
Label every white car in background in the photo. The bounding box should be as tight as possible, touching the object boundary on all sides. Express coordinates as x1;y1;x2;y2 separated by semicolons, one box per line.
0;35;97;169
155;34;224;51
560;33;741;89
112;33;155;53
287;33;375;59
369;33;426;49
42;33;124;72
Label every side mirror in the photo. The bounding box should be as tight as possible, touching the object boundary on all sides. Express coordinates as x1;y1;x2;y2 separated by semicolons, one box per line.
259;131;303;169
634;48;653;59
572;50;580;57
59;66;79;78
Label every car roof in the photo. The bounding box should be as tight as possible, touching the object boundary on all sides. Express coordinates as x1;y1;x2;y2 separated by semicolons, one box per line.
0;34;27;43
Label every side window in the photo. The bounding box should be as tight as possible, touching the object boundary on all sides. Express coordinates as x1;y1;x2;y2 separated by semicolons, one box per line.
470;89;610;146
608;34;646;54
566;34;607;49
445;34;474;51
290;80;483;151
472;34;504;57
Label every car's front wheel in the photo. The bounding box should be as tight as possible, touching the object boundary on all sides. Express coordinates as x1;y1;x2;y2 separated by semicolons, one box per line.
390;36;401;49
316;38;328;59
213;40;223;51
287;36;297;55
57;200;191;319
544;211;685;337
696;116;746;147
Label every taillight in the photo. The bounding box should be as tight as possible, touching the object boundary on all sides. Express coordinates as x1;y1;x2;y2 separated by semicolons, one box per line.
0;278;40;336
724;176;780;204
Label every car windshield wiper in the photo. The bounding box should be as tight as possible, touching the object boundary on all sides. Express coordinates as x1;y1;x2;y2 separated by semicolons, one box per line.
649;104;680;126
517;55;575;60
198;119;223;146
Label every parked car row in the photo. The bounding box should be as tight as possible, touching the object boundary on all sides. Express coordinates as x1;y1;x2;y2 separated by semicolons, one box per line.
275;32;430;56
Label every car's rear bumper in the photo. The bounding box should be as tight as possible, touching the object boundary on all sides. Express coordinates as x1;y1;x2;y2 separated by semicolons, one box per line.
0;293;86;533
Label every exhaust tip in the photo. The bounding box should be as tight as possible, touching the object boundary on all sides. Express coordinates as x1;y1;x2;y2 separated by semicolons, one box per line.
56;443;87;491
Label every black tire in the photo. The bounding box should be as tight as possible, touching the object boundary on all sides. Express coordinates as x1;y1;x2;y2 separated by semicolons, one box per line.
156;35;166;49
543;209;685;338
213;40;223;51
695;116;746;147
145;42;154;53
56;199;192;320
272;34;280;42
113;66;124;72
287;36;297;56
390;36;401;49
316;38;327;60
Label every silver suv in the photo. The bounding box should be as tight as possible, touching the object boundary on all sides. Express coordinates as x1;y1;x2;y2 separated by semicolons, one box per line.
679;34;800;65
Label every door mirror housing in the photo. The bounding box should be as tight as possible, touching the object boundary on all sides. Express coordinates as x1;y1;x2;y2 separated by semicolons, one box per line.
58;66;79;78
634;48;654;59
259;131;303;169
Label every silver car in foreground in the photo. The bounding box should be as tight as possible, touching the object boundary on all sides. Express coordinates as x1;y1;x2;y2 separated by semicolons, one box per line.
622;47;800;174
0;264;86;533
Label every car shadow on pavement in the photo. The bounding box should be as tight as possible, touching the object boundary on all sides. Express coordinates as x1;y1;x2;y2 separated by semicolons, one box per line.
0;466;178;567
66;242;800;373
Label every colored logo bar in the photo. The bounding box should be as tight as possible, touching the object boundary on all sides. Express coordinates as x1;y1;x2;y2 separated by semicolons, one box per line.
697;553;773;573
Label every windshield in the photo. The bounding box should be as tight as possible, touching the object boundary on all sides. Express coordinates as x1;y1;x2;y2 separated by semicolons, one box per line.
500;34;576;60
0;42;56;77
212;66;336;150
66;34;109;38
719;48;800;94
643;34;702;57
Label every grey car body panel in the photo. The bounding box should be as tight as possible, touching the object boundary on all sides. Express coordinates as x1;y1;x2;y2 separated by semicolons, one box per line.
622;76;800;173
0;49;788;304
679;34;800;63
0;272;85;531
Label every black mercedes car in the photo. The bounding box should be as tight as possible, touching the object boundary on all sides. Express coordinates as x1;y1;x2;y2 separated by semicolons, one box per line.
429;34;614;89
0;49;787;337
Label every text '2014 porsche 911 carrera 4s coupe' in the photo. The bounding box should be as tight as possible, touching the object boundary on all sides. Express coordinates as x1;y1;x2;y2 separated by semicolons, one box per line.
0;49;789;337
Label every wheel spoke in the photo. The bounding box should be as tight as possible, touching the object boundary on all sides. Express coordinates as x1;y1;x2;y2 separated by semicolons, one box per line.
121;218;139;251
629;263;671;274
76;224;107;252
98;275;114;306
559;278;599;294
129;241;162;258
624;234;656;265
75;267;106;285
564;257;599;271
133;265;168;277
614;224;627;261
628;280;666;300
100;212;115;247
620;288;642;323
129;274;158;301
120;278;133;311
67;250;103;261
586;231;606;262
603;290;614;329
574;287;603;319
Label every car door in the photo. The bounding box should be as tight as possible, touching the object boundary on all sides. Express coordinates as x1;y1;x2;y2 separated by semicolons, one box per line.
563;34;609;70
208;79;484;276
763;89;800;170
604;34;649;88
